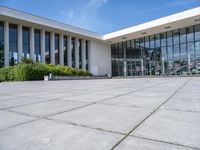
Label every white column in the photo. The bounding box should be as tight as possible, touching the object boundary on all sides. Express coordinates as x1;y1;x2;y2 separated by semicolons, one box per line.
41;29;45;64
75;37;79;69
67;36;72;67
50;32;55;65
30;26;34;60
18;24;22;62
59;33;64;65
81;39;86;69
4;21;9;66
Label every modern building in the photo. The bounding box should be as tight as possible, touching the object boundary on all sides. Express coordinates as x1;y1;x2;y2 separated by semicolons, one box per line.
0;6;200;76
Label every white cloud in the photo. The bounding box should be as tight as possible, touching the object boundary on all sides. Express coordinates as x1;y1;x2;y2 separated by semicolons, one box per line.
60;10;74;19
89;0;108;7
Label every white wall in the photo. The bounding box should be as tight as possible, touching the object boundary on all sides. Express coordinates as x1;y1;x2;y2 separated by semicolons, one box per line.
89;41;111;76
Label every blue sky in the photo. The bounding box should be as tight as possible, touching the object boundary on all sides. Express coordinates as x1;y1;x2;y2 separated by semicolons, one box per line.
0;0;200;34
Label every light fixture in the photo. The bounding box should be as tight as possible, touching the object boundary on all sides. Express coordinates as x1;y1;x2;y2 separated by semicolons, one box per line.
122;37;127;40
195;18;200;22
141;32;147;35
165;26;171;29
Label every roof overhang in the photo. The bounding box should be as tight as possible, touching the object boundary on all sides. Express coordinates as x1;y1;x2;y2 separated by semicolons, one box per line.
103;7;200;44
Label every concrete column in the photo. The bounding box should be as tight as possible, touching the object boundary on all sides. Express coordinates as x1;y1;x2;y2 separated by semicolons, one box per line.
30;26;34;60
41;29;45;64
59;34;64;65
67;36;72;67
50;32;55;65
75;37;79;69
18;24;22;62
81;39;86;69
4;21;9;66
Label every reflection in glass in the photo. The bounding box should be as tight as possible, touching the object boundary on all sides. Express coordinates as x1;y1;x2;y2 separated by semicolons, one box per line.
0;22;4;67
9;24;18;66
45;32;50;64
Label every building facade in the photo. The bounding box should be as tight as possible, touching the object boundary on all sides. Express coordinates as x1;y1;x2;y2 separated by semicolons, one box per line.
0;6;200;76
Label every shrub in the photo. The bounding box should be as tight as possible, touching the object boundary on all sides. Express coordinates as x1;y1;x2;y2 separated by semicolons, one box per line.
0;59;92;82
0;66;15;81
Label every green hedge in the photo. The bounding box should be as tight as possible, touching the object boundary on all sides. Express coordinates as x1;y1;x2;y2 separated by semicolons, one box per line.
0;61;92;82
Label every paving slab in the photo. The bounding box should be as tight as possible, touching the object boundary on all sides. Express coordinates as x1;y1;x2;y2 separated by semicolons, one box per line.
9;100;89;117
115;136;194;150
60;93;114;102
0;110;35;130
0;96;52;109
0;119;123;150
100;95;166;109
161;97;200;112
132;109;200;149
50;104;152;134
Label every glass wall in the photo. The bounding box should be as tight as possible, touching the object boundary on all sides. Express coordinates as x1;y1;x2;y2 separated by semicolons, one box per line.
45;32;50;64
9;24;18;66
22;27;30;58
0;22;4;67
71;37;75;68
63;36;68;66
111;24;200;76
55;34;59;65
86;40;89;70
79;39;82;68
34;29;41;62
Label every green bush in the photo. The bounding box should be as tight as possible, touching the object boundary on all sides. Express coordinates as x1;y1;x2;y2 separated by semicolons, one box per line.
0;58;92;82
0;66;15;81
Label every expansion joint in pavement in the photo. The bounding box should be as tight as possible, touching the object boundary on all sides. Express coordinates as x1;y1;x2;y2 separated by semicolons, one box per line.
110;78;191;150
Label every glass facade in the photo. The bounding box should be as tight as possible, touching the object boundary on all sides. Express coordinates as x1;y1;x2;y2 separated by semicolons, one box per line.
63;36;68;66
79;39;82;68
86;40;89;70
45;32;50;64
55;34;59;65
0;22;4;67
9;24;18;66
111;24;200;76
22;26;30;58
34;29;41;62
71;37;75;68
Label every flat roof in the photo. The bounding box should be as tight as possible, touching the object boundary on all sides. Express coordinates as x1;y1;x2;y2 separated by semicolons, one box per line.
0;6;200;43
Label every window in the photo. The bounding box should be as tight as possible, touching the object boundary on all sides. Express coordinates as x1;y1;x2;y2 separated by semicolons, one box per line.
173;29;180;45
0;22;4;67
180;28;186;43
180;44;187;60
161;33;167;47
22;27;30;58
195;25;200;41
55;34;59;65
79;39;82;68
86;40;89;70
195;41;200;59
64;36;68;66
9;24;18;65
167;31;173;46
150;35;155;49
45;32;50;64
167;45;173;61
187;26;194;42
188;42;195;60
155;34;160;48
71;38;75;67
34;29;41;62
